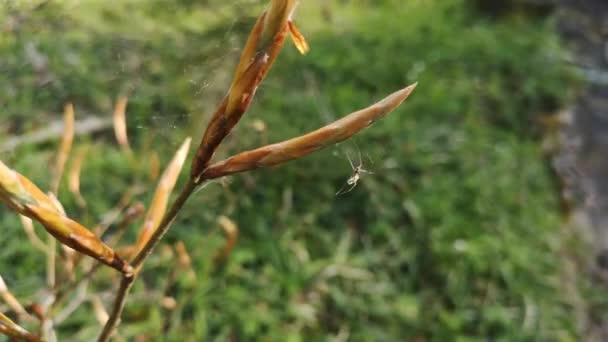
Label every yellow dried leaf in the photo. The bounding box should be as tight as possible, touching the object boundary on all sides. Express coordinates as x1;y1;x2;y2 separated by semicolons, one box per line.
52;102;75;194
25;205;130;273
288;21;309;54
135;138;191;254
68;145;88;207
0;160;58;213
113;96;130;150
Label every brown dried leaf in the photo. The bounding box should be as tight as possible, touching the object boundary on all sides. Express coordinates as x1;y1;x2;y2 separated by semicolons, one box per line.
214;216;239;263
174;241;192;269
202;83;417;179
0;160;132;274
26;205;131;273
191;0;301;179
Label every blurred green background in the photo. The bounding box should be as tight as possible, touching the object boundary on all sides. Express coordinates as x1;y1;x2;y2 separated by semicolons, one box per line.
0;0;597;340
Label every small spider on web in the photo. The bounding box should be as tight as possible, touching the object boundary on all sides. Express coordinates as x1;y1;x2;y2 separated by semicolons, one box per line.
335;143;374;196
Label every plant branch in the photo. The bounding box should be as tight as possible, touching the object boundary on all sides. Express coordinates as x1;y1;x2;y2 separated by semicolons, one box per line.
97;178;197;342
96;274;133;342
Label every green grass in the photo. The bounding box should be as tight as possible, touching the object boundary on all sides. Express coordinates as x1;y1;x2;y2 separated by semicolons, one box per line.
0;0;588;340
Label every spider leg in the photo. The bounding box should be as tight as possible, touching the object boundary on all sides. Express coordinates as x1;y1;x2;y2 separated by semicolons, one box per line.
346;151;355;170
336;180;357;196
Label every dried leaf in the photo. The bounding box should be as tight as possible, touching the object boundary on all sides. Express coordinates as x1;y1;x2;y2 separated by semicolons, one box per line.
0;160;59;213
174;241;192;269
68;145;88;208
214;216;239;263
19;215;47;254
26;205;131;273
262;0;298;48
0;160;132;274
52;102;75;194
202;83;417;179
135;138;191;254
288;21;309;54
90;295;109;325
113;96;130;150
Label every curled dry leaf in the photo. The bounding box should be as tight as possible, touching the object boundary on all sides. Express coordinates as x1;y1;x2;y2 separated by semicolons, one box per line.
52;102;75;194
113;96;130;150
191;0;305;179
288;21;309;54
0;312;40;342
135;138;192;255
201;83;417;179
0;160;132;274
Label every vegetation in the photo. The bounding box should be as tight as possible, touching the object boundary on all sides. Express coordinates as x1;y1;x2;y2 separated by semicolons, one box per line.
0;0;587;341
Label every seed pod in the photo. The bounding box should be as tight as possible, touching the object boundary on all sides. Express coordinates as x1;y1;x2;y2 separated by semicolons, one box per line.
201;83;417;179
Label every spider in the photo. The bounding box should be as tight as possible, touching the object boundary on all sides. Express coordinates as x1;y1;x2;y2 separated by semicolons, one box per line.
336;149;373;196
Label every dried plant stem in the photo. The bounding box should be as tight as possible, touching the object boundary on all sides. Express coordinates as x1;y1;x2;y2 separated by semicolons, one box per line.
0;276;31;321
47;238;56;289
97;178;196;342
0;312;40;342
97;275;133;342
54;262;101;305
131;178;197;269
19;215;47;254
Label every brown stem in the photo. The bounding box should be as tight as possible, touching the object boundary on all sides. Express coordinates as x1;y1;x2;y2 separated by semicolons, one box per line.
97;178;197;341
131;178;197;269
96;274;134;342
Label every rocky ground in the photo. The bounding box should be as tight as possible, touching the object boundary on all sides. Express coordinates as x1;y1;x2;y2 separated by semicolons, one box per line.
551;1;608;340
